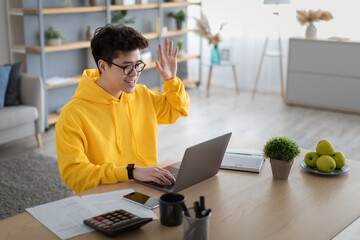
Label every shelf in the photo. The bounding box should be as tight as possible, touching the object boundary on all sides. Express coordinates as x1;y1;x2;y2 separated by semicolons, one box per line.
20;2;200;15
22;6;107;15
162;2;201;8
48;112;60;125
182;78;199;87
46;75;81;89
163;29;195;37
26;41;90;53
20;28;195;54
111;3;159;11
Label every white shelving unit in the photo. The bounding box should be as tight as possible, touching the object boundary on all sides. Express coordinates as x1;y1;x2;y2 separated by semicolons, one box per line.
6;0;202;126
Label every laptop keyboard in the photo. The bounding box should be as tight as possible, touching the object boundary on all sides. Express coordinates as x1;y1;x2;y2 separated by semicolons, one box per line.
146;173;178;190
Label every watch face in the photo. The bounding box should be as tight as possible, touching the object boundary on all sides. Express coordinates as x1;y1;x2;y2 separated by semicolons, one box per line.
127;164;135;169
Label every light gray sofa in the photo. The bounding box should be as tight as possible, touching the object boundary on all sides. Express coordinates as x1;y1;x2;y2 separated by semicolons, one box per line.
0;74;45;147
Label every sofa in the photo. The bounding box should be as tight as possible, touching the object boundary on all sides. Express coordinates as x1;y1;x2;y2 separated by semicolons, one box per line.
0;74;45;147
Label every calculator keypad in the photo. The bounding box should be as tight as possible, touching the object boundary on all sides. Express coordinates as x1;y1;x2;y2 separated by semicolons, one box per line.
84;209;152;236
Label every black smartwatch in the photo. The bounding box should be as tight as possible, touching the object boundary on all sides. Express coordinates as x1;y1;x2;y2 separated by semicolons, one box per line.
127;164;135;179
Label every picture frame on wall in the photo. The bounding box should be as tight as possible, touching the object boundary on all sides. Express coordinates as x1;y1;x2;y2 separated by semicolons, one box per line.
221;48;231;63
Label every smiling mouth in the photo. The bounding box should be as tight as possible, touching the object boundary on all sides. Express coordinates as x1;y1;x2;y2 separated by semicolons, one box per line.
124;79;136;84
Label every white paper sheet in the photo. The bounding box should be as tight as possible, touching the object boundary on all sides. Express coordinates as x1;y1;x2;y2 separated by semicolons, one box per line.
26;189;158;240
26;197;97;240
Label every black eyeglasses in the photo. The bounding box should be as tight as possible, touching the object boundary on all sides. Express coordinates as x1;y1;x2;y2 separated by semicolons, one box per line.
106;60;146;75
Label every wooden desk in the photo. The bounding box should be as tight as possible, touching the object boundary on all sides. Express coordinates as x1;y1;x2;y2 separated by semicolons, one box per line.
1;134;360;240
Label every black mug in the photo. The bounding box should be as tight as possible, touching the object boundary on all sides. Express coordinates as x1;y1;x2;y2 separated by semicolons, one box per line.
159;193;185;227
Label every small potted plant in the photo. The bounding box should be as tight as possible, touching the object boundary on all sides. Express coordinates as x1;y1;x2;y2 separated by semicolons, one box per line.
177;40;185;57
263;136;300;180
111;10;136;25
169;10;186;30
45;26;66;46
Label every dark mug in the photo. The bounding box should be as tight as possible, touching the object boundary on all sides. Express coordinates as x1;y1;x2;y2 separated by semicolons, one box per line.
159;193;185;227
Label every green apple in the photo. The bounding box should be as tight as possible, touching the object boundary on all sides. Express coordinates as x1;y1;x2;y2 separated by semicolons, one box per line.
304;151;320;167
316;139;335;156
316;155;336;173
332;151;346;169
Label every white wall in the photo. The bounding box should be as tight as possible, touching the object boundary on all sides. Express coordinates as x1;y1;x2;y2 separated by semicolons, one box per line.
200;0;360;93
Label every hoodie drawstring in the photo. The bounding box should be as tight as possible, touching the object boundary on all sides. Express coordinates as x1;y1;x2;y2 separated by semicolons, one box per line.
111;101;123;154
126;99;148;166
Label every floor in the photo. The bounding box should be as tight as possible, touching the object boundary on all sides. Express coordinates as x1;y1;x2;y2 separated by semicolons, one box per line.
1;86;360;164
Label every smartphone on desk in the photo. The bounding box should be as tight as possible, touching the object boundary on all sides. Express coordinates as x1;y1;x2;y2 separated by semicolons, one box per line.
123;191;159;210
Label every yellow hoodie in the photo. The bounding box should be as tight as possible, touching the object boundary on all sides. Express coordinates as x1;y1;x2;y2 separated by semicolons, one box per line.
55;69;190;193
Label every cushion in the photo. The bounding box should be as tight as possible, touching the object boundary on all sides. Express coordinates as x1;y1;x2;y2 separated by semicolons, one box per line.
0;105;38;131
0;66;11;109
4;62;22;106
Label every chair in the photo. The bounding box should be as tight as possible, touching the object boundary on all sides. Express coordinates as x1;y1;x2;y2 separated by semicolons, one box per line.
0;74;45;147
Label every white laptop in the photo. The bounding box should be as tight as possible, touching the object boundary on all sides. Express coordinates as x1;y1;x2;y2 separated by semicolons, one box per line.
220;149;265;173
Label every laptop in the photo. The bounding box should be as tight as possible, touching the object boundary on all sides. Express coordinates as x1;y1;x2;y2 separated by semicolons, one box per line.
136;132;232;193
220;153;265;173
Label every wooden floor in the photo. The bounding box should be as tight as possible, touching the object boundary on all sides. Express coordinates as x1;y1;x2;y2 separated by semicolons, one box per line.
1;86;360;164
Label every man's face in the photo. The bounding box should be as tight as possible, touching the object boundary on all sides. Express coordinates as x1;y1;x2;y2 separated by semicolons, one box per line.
104;49;142;94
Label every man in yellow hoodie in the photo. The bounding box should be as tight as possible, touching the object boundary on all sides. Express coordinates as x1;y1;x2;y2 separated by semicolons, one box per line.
55;25;190;193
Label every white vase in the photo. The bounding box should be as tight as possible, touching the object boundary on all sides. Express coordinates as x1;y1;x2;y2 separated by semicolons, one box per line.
46;38;62;46
306;22;317;39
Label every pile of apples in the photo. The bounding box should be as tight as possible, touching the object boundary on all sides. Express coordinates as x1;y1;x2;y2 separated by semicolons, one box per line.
304;139;346;173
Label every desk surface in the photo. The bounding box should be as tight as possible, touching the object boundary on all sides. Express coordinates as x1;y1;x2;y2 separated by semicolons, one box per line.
1;134;360;240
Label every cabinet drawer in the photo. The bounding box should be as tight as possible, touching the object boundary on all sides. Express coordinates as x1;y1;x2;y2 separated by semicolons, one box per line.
288;39;360;78
286;71;360;112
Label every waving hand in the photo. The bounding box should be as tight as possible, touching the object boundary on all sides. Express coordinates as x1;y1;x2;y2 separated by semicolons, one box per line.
155;38;178;80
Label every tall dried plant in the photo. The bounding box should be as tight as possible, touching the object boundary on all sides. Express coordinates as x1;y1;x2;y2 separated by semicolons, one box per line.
296;9;333;25
195;12;226;47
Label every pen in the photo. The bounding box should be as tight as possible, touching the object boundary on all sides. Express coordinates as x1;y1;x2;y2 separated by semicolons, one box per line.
182;203;190;217
194;201;201;218
200;196;205;212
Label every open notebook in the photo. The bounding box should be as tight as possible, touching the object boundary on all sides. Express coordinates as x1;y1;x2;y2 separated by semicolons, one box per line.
220;148;265;173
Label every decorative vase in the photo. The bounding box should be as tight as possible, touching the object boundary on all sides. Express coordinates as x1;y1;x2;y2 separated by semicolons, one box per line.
86;25;94;41
211;45;221;65
176;20;182;30
270;158;293;180
306;22;317;39
89;0;99;6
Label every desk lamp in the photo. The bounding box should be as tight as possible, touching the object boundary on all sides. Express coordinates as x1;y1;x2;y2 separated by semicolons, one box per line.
252;0;290;102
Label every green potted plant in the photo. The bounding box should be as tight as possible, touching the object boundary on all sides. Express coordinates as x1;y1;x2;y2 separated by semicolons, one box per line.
169;10;186;30
111;10;136;25
44;26;65;46
263;136;300;180
177;40;185;57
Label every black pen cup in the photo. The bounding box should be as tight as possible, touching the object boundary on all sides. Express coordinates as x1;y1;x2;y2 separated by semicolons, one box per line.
159;193;185;227
183;208;211;240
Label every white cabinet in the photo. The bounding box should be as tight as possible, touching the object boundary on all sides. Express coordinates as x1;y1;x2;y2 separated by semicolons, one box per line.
286;38;360;114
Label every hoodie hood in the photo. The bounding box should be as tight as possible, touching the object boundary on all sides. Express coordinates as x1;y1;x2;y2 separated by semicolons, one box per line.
73;69;132;104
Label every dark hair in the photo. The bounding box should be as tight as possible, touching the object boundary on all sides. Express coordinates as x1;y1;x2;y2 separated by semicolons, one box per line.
91;24;149;71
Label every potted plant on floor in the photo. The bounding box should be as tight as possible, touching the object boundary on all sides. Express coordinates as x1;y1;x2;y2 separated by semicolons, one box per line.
263;136;300;180
45;26;65;46
169;10;186;30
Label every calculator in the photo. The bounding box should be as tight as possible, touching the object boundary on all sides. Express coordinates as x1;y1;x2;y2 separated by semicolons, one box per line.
84;209;152;237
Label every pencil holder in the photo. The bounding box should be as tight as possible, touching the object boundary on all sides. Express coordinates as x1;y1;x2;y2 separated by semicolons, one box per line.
183;208;211;240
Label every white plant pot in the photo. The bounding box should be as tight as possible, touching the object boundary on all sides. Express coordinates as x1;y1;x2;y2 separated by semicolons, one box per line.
46;38;62;46
306;22;317;39
114;0;135;5
178;50;185;57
